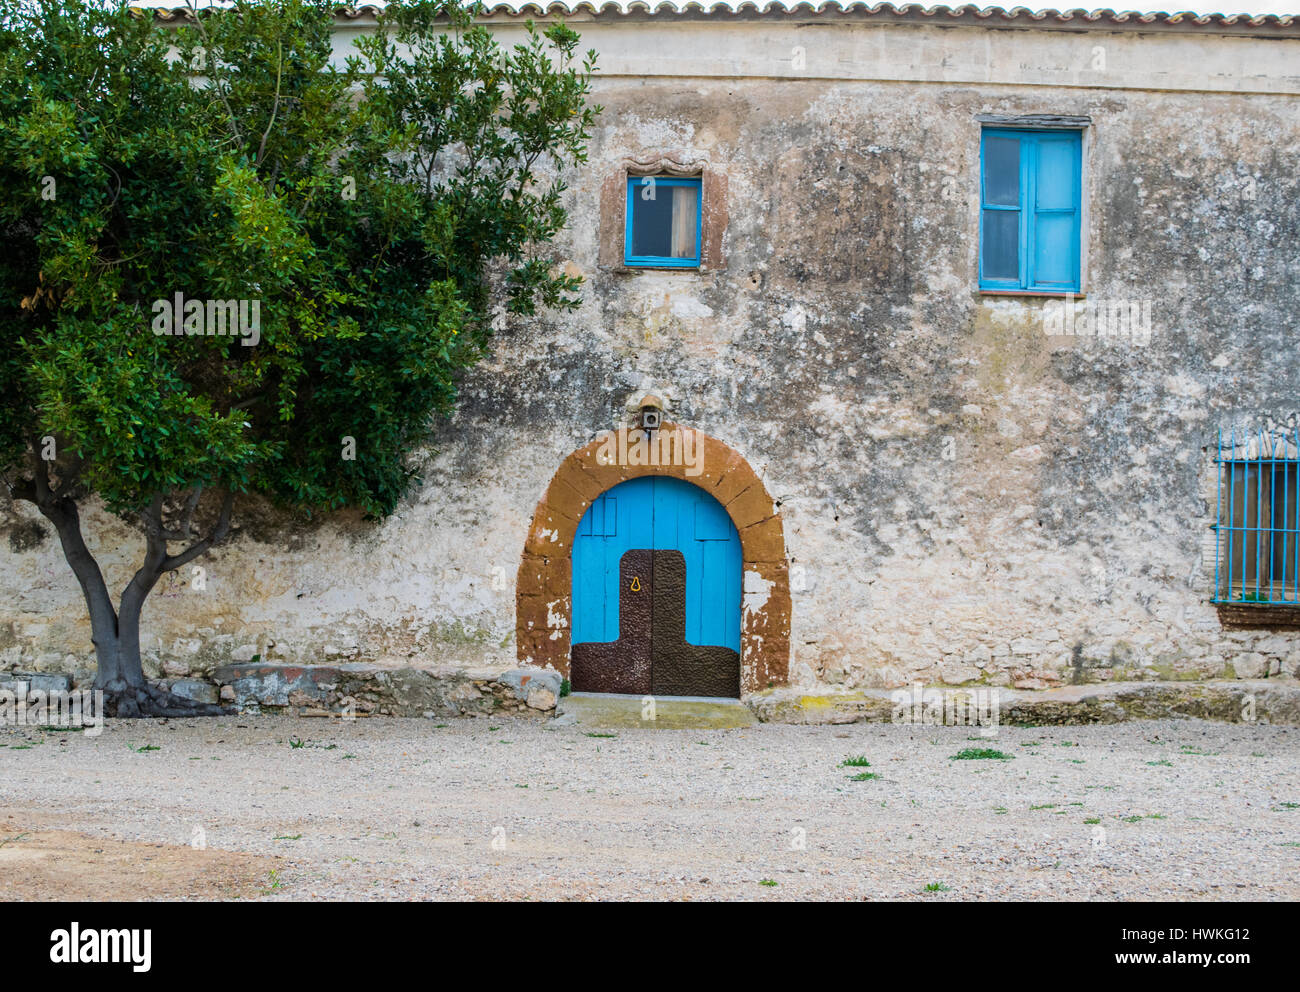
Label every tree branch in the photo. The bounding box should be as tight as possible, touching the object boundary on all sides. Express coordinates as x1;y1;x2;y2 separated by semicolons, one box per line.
25;437;54;508
162;491;234;572
21;445;119;641
52;451;84;499
183;0;244;147
179;486;203;538
254;41;284;172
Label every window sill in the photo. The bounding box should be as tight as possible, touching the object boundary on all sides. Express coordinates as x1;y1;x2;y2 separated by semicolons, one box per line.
1214;599;1300;630
613;264;704;273
977;289;1085;299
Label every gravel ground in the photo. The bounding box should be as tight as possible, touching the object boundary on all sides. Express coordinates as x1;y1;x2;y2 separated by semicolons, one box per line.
2;715;1298;900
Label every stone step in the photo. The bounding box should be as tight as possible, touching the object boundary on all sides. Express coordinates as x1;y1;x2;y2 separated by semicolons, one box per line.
747;679;1300;726
555;692;758;729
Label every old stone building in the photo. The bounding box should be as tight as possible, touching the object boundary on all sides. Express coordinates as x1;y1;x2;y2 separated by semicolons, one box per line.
3;3;1300;713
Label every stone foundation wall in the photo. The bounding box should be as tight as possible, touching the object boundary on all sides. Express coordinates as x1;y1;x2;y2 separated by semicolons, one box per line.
3;15;1300;696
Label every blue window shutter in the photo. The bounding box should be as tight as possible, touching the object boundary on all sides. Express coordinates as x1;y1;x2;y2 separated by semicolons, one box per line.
979;129;1081;293
1029;132;1081;291
979;134;1023;288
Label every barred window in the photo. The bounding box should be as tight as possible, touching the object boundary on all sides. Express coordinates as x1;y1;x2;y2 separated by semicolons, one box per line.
1215;429;1300;603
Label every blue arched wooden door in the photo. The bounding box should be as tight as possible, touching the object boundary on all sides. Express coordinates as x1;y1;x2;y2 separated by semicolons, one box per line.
571;477;741;697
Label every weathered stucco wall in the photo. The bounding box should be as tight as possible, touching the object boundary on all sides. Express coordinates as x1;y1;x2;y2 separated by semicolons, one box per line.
3;15;1300;694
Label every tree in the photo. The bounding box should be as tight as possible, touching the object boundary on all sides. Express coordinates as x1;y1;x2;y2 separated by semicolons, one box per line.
0;0;598;716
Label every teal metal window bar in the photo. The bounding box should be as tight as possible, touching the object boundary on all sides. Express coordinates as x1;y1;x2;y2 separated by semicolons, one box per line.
1214;427;1300;604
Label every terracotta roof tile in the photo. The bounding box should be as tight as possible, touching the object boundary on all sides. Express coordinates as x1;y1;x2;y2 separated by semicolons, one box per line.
143;3;1300;35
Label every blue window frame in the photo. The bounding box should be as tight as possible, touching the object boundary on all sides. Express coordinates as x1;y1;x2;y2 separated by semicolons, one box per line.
1214;427;1300;605
624;175;702;268
979;128;1082;293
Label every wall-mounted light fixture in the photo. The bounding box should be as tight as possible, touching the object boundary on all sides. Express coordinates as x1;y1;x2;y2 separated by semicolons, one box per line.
637;394;663;435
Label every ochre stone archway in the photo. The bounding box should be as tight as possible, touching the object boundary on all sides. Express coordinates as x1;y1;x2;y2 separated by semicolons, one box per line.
516;423;790;695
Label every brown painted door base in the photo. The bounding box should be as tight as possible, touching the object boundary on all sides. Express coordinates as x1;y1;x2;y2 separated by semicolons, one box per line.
570;549;652;694
570;549;741;697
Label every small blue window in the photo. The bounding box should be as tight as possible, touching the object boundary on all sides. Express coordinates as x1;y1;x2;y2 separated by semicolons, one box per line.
979;129;1082;293
625;176;702;268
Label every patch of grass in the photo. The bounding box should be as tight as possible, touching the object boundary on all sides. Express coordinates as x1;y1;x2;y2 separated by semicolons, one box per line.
1029;803;1057;811
0;833;30;848
10;744;32;750
560;679;571;697
1066;759;1085;764
1147;759;1173;767
260;869;286;895
847;771;879;782
273;834;303;841
131;744;161;753
950;747;1012;761
758;879;777;887
288;738;306;749
342;753;357;759
993;806;1008;814
923;882;950;892
1084;817;1101;825
585;732;616;739
1274;802;1300;811
839;755;871;768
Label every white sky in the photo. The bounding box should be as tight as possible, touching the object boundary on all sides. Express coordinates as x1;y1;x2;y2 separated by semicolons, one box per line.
134;2;1300;16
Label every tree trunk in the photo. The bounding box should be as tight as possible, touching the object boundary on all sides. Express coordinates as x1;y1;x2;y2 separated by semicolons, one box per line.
36;495;229;718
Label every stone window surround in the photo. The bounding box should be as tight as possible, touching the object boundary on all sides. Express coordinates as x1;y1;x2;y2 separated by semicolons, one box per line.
515;424;790;695
598;150;728;272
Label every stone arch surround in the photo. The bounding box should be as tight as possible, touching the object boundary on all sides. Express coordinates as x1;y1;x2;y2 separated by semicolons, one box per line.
515;424;790;694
